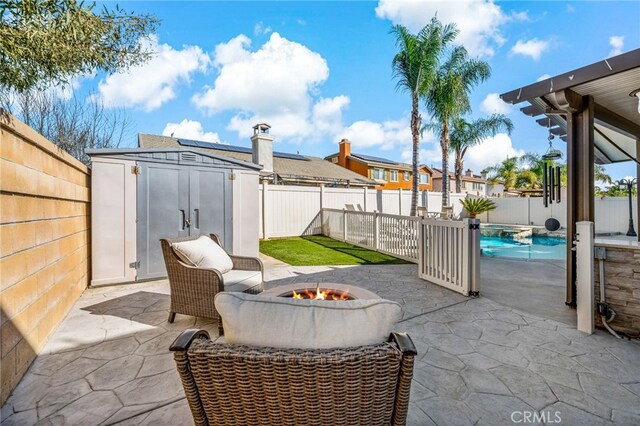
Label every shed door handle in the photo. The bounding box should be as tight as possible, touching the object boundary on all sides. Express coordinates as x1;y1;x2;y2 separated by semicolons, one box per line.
180;210;190;229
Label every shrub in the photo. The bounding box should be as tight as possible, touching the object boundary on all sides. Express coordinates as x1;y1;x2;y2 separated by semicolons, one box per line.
460;197;496;218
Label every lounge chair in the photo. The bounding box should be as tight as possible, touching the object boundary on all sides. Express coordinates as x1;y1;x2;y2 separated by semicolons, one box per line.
170;329;417;425
160;234;263;335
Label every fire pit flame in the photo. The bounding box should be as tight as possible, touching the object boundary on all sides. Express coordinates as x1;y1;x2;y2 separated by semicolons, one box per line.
289;283;351;301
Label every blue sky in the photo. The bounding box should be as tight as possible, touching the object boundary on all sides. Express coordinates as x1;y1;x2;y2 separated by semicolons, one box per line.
80;1;640;181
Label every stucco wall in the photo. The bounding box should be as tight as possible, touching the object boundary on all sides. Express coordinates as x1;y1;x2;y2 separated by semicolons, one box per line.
593;245;640;336
0;113;90;404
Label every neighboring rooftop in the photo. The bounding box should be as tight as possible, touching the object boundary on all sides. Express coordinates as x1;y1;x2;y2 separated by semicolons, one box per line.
432;168;487;183
138;133;376;187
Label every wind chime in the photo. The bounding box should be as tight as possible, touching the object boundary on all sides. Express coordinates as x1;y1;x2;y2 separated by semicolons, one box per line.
542;118;562;208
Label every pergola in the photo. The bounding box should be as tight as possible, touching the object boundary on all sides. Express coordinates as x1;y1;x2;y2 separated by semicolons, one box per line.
500;48;640;307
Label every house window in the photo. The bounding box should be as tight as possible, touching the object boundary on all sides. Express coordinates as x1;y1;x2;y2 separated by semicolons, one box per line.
419;173;429;184
330;157;338;163
403;171;410;181
472;182;483;190
390;171;398;182
372;168;386;180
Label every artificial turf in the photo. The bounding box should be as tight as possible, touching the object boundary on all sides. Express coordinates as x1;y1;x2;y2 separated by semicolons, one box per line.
259;235;408;266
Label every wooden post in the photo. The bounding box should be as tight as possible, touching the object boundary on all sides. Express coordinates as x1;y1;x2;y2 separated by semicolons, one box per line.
562;91;594;307
637;139;640;242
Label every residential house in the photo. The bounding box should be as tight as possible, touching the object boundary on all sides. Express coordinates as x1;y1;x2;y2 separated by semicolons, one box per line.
432;168;487;196
324;139;433;190
138;124;376;187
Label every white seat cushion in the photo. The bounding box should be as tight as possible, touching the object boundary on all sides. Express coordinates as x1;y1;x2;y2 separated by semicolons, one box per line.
172;236;233;274
215;292;402;349
223;270;263;293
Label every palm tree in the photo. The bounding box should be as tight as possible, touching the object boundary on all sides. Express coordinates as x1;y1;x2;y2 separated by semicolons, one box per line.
594;164;612;186
391;18;457;216
449;114;513;193
425;46;491;208
483;156;519;191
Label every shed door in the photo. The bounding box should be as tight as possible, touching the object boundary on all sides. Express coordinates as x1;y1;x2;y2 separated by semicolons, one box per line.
137;164;232;281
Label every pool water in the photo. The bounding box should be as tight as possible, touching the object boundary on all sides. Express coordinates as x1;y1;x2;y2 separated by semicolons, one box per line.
481;235;566;260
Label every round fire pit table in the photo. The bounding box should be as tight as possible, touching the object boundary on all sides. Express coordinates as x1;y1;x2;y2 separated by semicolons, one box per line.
261;283;380;300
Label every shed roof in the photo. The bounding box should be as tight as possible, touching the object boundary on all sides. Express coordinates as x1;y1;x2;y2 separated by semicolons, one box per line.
501;49;640;164
86;147;262;170
138;134;377;186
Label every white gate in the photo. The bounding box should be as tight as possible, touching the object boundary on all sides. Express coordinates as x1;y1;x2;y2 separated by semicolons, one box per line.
418;218;480;296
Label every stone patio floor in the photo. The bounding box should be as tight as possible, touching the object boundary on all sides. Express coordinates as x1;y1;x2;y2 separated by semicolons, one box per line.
2;261;640;425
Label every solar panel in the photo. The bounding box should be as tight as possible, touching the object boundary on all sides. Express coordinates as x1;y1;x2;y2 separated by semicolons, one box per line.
178;139;252;154
177;139;201;148
205;143;252;154
351;153;397;165
273;151;309;161
178;139;309;160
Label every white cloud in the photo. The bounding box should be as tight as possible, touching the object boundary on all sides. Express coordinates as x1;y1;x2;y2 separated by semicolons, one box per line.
194;33;328;118
193;32;417;152
375;0;515;57
312;96;351;134
609;36;624;57
342;118;412;150
463;133;525;172
566;4;576;13
480;93;512;114
510;38;549;60
253;21;272;35
194;32;342;142
162;119;221;143
536;73;551;82
213;35;252;67
96;35;210;111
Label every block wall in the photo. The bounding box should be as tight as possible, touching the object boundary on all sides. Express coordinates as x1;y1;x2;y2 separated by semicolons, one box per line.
0;113;90;404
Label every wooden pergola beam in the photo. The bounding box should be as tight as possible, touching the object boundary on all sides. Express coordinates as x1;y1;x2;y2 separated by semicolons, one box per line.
594;103;640;139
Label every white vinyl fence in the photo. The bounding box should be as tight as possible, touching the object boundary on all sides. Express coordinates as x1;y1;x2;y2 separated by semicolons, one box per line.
476;194;636;234
259;183;466;239
418;218;481;296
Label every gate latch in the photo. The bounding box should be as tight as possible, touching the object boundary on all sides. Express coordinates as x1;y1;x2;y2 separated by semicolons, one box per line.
129;261;140;269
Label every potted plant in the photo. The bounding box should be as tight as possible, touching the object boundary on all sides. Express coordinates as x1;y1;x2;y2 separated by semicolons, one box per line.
460;197;496;218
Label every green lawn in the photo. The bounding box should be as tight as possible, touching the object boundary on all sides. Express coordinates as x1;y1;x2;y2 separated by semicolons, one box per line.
260;235;408;266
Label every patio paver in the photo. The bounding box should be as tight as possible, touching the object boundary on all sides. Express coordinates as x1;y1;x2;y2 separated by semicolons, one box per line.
2;263;640;425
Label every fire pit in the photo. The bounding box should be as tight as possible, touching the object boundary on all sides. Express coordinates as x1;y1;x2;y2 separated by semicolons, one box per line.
278;284;355;301
261;283;380;301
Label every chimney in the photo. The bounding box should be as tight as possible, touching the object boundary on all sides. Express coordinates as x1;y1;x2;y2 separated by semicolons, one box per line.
251;123;273;173
465;169;473;177
338;138;351;167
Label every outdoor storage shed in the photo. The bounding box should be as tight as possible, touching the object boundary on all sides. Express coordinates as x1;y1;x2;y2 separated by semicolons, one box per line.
87;148;261;286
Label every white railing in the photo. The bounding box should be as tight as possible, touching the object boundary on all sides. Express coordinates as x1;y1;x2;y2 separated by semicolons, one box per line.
321;209;481;296
321;209;420;263
418;218;480;296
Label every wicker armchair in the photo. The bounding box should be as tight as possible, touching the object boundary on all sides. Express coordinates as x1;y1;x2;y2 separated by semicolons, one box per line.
160;234;264;335
170;329;417;426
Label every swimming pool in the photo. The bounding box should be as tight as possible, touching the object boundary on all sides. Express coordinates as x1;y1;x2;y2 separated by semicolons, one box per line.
480;235;566;260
